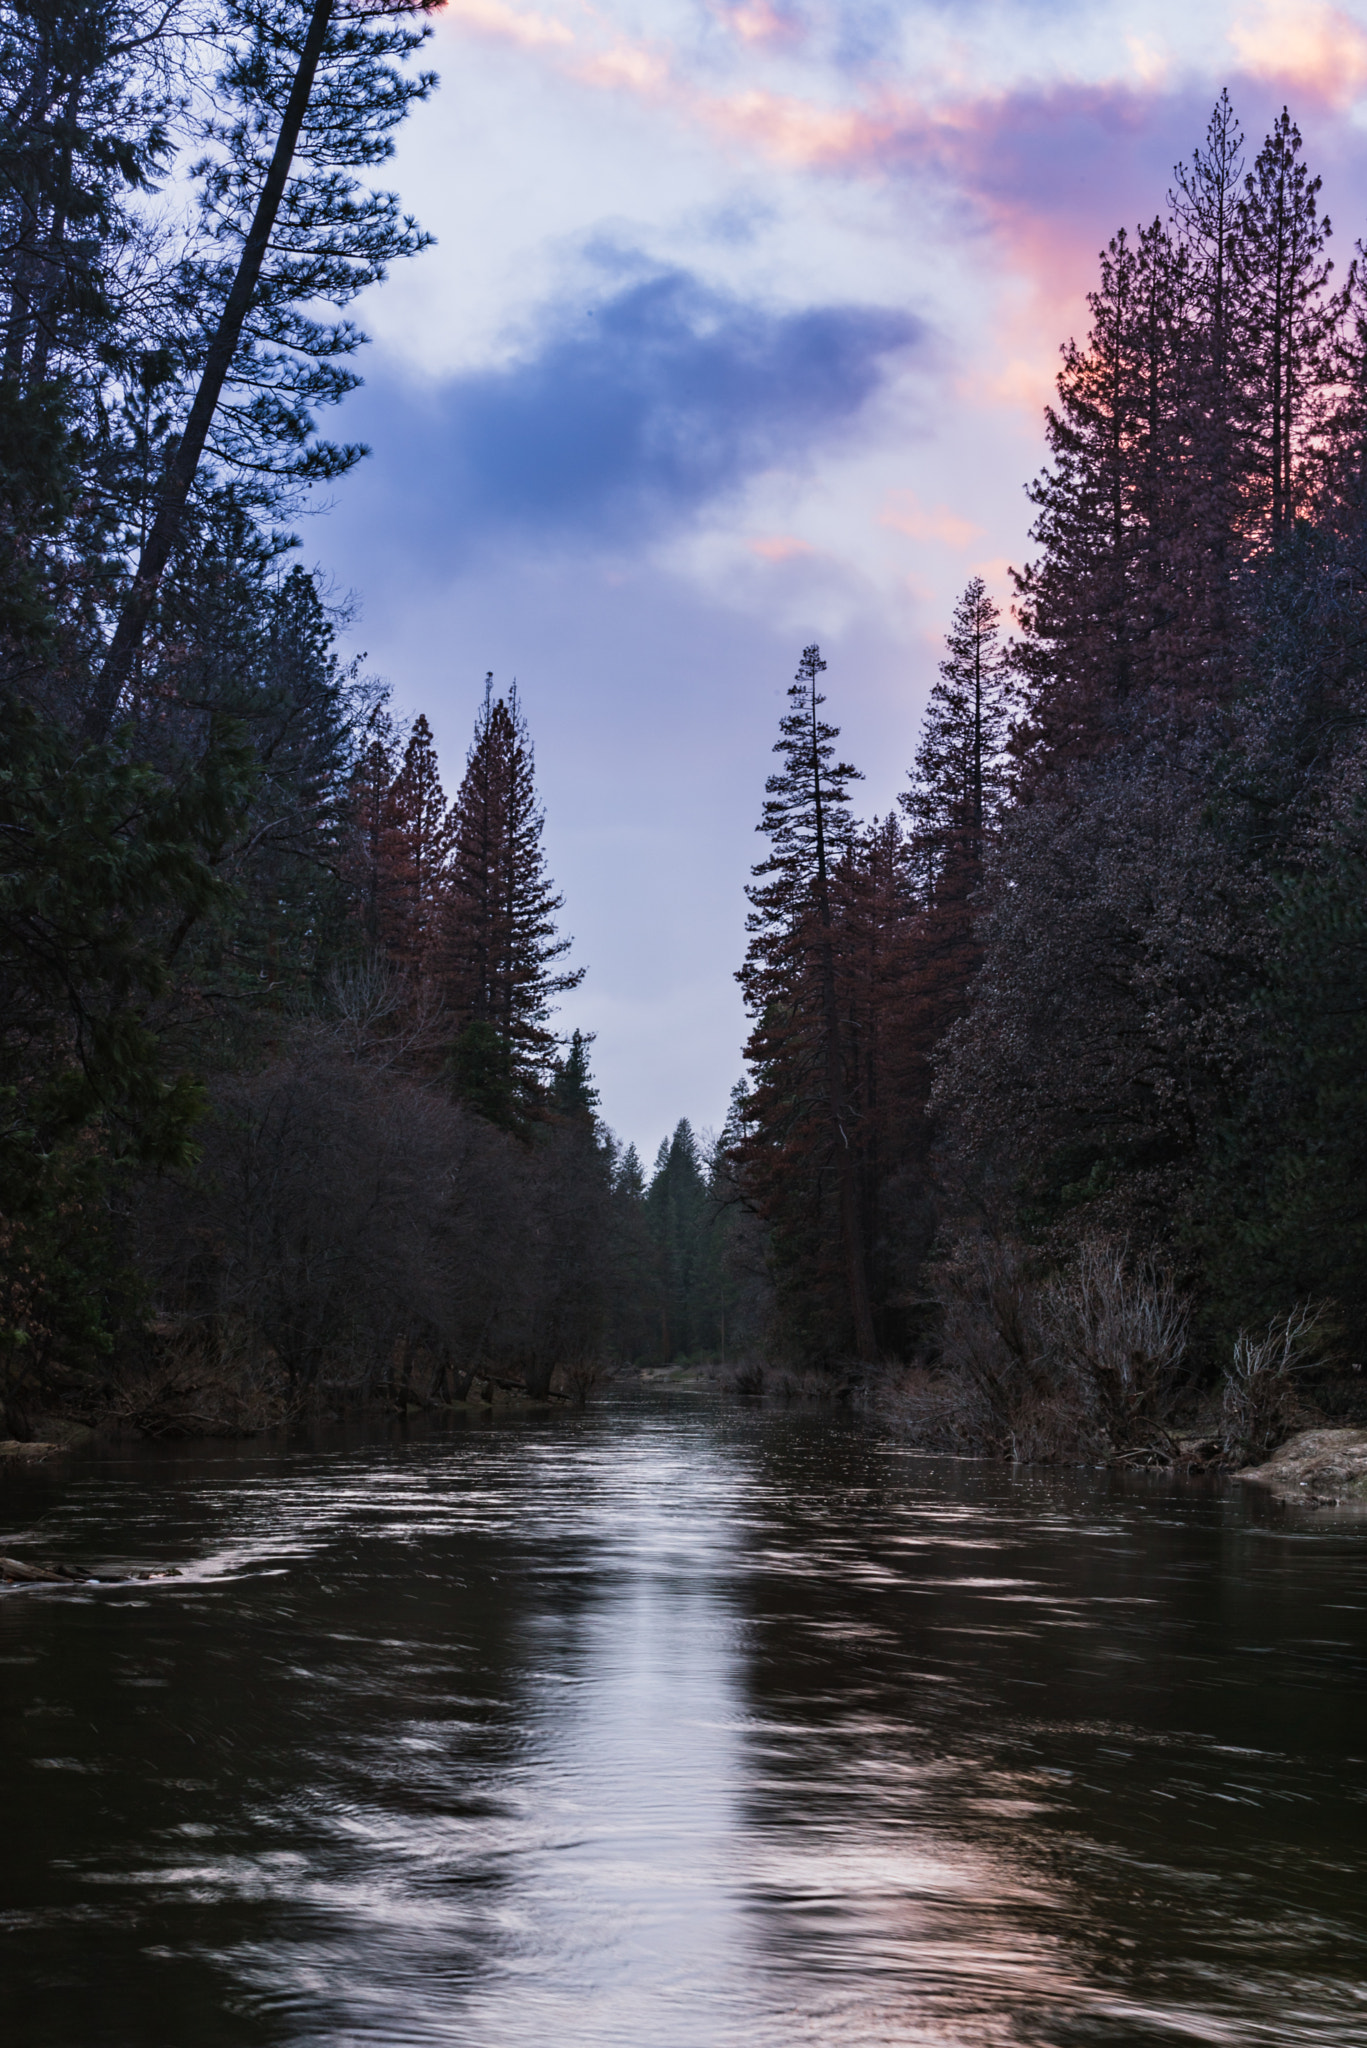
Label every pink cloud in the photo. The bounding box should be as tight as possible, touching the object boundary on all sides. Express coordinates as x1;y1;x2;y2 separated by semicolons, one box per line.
719;0;800;50
1230;2;1367;109
748;533;813;561
441;0;573;50
879;491;982;549
699;87;905;167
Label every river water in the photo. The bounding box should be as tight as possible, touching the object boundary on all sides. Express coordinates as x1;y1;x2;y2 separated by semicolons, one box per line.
2;1403;1365;2047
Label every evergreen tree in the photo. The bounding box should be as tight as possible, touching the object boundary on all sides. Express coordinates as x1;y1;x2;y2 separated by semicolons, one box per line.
444;678;583;1124
737;644;877;1361
902;577;1013;885
386;712;451;976
95;0;439;724
646;1120;712;1361
1232;107;1333;544
550;1028;599;1122
1169;89;1245;689
1013;218;1193;765
345;698;405;951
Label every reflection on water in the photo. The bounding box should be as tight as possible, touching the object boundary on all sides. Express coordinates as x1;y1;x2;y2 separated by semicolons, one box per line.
1;1408;1365;2046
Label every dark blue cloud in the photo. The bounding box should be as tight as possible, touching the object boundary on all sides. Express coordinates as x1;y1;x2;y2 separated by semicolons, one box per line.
357;267;920;550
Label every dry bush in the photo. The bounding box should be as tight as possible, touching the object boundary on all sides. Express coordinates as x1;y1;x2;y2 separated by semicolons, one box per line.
892;1233;1192;1464
557;1357;615;1406
874;1363;992;1452
930;1235;1094;1462
1044;1238;1189;1463
1221;1304;1325;1463
105;1330;288;1438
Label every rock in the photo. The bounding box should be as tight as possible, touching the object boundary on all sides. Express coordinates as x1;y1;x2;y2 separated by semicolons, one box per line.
0;1554;182;1588
1238;1427;1367;1506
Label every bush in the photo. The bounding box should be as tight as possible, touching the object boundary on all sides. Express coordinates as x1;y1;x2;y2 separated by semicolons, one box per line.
1221;1304;1324;1463
1045;1238;1189;1464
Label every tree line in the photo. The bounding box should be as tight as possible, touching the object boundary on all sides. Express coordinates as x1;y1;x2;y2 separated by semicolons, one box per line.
0;0;754;1435
730;92;1367;1453
8;29;1364;1454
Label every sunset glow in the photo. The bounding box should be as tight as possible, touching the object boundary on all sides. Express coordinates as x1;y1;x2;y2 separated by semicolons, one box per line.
321;0;1367;1149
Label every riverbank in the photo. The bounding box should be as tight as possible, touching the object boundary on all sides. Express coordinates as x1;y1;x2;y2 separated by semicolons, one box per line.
1240;1427;1367;1508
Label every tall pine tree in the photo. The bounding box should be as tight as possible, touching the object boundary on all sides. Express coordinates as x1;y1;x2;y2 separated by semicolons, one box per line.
444;678;582;1125
737;644;877;1361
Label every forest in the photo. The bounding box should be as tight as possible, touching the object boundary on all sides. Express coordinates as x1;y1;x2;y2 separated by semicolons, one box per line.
1;8;1364;1465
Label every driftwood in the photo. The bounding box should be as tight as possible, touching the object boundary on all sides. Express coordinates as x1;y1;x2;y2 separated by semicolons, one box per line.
0;1555;180;1588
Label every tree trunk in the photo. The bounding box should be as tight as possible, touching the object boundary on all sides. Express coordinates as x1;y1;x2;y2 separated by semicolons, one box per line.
91;0;335;734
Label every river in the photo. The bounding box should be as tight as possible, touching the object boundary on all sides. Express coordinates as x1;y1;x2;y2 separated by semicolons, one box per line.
2;1402;1365;2046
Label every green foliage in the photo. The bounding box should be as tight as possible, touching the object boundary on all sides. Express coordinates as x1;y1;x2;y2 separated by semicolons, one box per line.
449;1018;521;1133
1197;816;1367;1352
550;1029;599;1122
0;693;253;1414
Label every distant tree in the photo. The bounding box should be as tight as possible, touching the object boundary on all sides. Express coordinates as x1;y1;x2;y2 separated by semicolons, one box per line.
1232;107;1333;543
902;577;1013;886
604;1141;659;1363
386;713;451;976
444;679;583;1125
345;698;405;951
647;1120;711;1360
550;1028;599;1122
1011;216;1192;764
737;644;877;1361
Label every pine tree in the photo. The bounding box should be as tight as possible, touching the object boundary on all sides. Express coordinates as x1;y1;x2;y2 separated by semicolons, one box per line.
444;678;583;1124
1232;108;1333;544
902;577;1013;885
386;713;450;975
345;699;404;951
550;1028;599;1121
646;1119;711;1361
737;644;877;1361
1169;89;1246;689
1013;218;1191;762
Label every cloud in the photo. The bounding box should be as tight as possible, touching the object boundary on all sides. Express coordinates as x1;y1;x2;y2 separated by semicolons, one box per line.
376;266;920;549
442;0;573;49
1230;1;1367;109
879;488;982;547
748;533;813;560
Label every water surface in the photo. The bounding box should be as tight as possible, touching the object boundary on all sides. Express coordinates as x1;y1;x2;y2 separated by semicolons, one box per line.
2;1405;1364;2046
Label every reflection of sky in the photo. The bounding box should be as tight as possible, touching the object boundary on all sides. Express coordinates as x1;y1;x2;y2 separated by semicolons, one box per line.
319;0;1367;1152
13;1417;1367;2041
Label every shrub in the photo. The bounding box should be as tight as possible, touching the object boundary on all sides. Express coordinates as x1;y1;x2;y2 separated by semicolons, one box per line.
1221;1304;1324;1463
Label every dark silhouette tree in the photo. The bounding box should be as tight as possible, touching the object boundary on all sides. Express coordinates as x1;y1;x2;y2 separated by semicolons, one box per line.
385;712;450;975
737;644;877;1361
1232;107;1332;544
444;678;582;1125
902;577;1013;885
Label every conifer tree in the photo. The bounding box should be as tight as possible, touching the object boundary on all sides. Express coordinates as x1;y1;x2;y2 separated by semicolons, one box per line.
1012;218;1191;759
737;644;877;1361
346;699;404;950
902;577;1012;885
1169;89;1245;687
1232;108;1332;543
647;1119;711;1360
550;1028;599;1122
386;713;450;975
444;678;582;1124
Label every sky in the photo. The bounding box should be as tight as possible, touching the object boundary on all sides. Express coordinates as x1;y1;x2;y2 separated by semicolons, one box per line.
316;0;1367;1162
